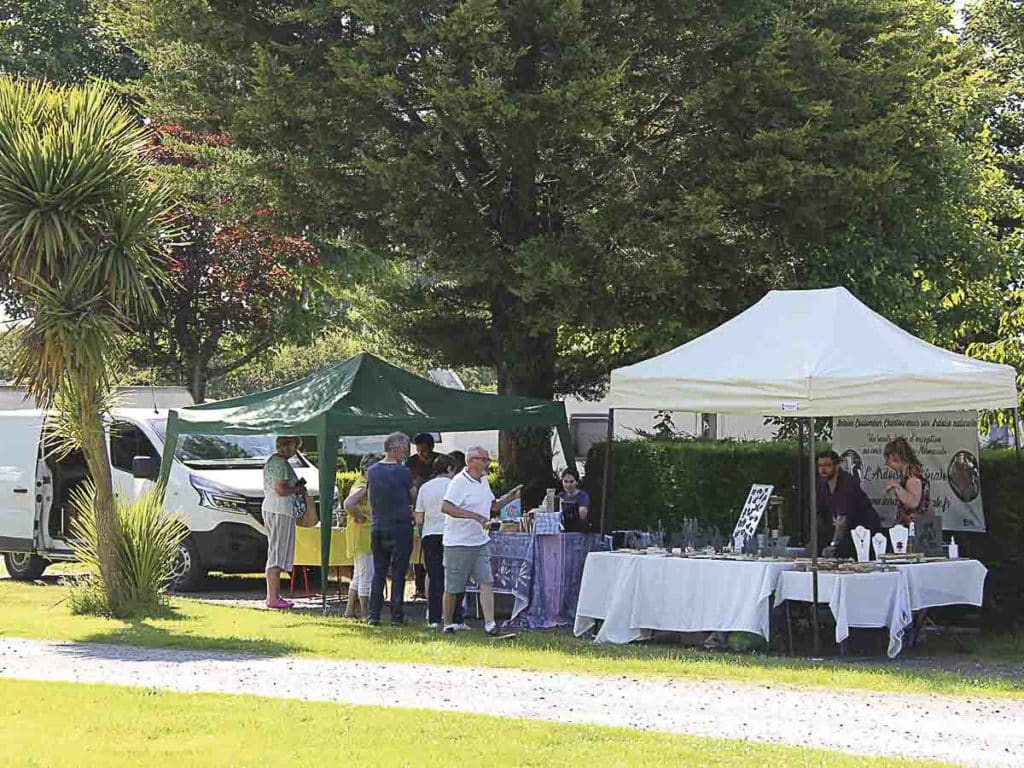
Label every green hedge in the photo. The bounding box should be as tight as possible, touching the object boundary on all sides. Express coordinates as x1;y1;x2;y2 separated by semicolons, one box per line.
584;439;1024;629
584;439;808;536
336;470;362;500
957;450;1024;630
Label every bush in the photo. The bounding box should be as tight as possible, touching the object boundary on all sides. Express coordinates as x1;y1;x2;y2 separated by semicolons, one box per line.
958;449;1024;630
336;470;362;500
67;485;188;617
584;438;808;536
585;438;1024;630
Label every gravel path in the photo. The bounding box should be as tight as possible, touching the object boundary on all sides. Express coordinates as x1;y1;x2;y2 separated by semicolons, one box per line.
0;638;1021;766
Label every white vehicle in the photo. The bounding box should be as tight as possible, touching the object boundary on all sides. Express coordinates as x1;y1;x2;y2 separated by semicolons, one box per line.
0;388;323;589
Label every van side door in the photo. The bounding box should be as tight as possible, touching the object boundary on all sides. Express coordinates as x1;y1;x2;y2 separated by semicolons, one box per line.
109;419;159;503
0;411;44;551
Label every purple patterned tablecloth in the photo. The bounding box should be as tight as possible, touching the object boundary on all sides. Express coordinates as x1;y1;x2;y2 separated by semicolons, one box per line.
473;532;610;629
482;532;536;621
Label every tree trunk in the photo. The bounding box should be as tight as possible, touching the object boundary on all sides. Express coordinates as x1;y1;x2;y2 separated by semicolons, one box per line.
493;287;558;484
74;377;126;614
190;356;208;403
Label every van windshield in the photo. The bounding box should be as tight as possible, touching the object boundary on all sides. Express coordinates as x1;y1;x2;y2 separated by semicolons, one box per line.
148;420;307;468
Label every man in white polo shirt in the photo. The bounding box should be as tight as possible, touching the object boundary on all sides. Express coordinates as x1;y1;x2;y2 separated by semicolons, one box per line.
441;445;520;636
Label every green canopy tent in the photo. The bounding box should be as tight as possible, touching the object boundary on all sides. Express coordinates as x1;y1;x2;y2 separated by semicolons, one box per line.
157;352;573;611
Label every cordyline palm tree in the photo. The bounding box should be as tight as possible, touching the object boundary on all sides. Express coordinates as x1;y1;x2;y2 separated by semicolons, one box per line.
0;77;174;614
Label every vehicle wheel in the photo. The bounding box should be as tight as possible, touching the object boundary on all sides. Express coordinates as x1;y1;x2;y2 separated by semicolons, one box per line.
3;552;49;581
167;536;205;591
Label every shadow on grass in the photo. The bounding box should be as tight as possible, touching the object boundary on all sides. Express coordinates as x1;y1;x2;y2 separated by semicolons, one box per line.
354;618;1024;692
74;619;297;660
8;573;1022;693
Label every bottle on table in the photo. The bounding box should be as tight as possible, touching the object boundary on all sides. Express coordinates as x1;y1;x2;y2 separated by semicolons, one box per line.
907;521;916;555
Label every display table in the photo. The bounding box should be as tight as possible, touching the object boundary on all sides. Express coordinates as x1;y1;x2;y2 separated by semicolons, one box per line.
574;552;797;644
290;526;351;599
466;532;610;629
892;560;987;610
293;526;351;567
775;570;912;657
774;560;986;658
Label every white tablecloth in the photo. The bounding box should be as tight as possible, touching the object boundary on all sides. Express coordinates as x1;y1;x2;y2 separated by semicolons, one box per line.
775;570;913;657
774;560;986;658
574;552;797;644
892;560;987;610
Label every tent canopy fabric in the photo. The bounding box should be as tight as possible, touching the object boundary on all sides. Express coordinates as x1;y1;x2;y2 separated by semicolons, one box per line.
157;352;572;611
161;351;572;445
610;287;1018;417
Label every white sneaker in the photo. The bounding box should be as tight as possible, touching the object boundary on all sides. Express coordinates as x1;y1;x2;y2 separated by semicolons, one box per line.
427;622;440;629
451;623;472;632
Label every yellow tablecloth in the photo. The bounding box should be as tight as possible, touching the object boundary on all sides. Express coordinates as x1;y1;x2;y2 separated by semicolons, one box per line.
295;526;426;572
293;526;352;567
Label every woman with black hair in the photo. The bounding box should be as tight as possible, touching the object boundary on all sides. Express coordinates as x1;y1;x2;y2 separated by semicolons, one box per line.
414;453;458;627
558;467;590;532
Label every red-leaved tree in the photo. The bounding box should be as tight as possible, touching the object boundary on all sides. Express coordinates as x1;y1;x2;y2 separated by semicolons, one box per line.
130;124;325;402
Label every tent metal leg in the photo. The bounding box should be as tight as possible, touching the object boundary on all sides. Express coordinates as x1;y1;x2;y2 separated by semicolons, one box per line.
808;417;820;656
786;601;794;656
600;409;614;534
1014;408;1021;463
797;420;805;543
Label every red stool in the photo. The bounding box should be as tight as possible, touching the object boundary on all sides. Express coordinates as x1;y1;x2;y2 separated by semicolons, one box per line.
288;566;312;598
288;565;345;599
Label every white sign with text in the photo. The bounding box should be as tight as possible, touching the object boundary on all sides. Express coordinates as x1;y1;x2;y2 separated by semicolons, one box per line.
833;412;984;532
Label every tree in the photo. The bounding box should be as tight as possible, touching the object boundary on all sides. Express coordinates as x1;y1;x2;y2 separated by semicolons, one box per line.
961;0;1024;404
0;77;173;614
124;123;328;403
117;0;1013;480
136;216;321;402
0;0;139;82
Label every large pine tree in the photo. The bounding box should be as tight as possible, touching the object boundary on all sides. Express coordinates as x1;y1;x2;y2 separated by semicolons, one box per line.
117;0;1011;479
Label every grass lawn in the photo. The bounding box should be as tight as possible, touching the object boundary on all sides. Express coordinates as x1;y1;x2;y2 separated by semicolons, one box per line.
0;678;952;768
1;579;1021;698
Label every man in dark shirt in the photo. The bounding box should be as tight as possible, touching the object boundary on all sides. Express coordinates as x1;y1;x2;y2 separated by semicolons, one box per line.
405;433;439;487
816;450;881;558
404;432;438;600
367;432;416;625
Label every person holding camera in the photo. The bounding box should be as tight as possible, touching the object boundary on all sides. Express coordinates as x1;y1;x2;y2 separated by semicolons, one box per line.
262;436;306;610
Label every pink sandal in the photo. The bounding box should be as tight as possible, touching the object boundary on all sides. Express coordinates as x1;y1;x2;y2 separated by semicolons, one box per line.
265;598;293;610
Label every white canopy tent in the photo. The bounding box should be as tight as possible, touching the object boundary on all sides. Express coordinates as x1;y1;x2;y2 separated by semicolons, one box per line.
611;287;1018;416
603;286;1018;653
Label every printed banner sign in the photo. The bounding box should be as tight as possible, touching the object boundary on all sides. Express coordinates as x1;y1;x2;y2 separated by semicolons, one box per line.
833;412;984;533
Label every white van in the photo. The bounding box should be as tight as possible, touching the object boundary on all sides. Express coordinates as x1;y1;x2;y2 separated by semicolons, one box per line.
0;388;323;589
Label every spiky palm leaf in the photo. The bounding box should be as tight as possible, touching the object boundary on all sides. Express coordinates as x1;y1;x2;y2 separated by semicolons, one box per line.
0;77;174;402
0;76;176;616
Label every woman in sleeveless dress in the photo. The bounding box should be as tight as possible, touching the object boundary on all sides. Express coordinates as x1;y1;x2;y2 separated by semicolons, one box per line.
883;437;932;524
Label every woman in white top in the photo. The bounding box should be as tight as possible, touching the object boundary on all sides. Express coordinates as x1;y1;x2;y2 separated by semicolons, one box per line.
415;454;457;627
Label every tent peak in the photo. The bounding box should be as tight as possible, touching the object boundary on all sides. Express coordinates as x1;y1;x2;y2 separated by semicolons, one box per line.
610;285;1018;416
